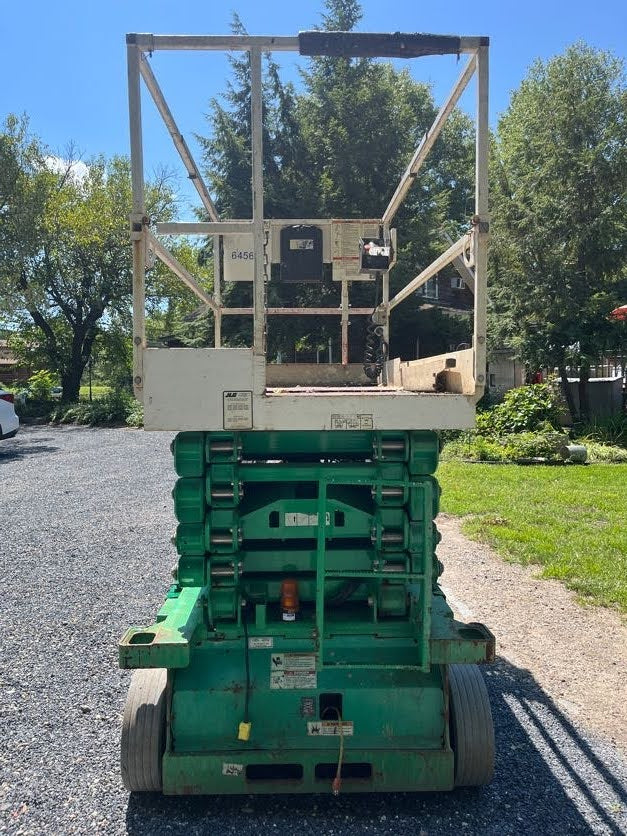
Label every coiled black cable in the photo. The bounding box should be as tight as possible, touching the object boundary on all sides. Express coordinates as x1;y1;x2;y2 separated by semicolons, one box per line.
364;318;388;380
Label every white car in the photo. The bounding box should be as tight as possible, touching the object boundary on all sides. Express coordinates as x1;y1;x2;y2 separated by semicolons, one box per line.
0;390;19;439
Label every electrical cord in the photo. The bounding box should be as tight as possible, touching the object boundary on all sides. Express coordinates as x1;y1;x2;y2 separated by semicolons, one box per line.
363;275;388;380
243;608;251;724
364;318;386;379
237;603;252;741
322;706;345;795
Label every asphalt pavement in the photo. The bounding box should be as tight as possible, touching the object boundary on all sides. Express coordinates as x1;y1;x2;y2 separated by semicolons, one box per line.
0;426;625;835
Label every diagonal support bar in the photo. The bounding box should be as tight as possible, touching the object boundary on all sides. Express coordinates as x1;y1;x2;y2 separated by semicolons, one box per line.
388;235;468;311
139;52;219;222
149;232;218;313
442;230;475;290
382;54;476;225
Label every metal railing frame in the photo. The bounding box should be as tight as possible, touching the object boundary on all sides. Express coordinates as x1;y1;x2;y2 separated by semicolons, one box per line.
126;32;489;397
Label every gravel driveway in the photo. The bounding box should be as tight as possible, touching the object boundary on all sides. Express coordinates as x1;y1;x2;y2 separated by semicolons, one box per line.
1;426;625;835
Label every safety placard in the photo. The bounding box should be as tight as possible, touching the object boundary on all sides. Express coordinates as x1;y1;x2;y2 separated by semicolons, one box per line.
222;762;244;776
307;721;354;736
223;390;253;429
332;219;379;281
248;636;273;649
285;512;331;527
270;653;317;689
330;413;373;430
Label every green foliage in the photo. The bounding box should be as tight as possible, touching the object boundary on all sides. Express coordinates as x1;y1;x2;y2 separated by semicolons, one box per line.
574;414;627;447
476;384;562;435
27;369;56;400
441;433;509;462
50;390;133;426
78;384;111;399
145;239;213;346
125;399;144;428
441;430;570;463
90;317;133;391
583;441;627;463
489;44;627;417
501;432;569;462
0;117;176;401
14;397;53;420
199;1;475;360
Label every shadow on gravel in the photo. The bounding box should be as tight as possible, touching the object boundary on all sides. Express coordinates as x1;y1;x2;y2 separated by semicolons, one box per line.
125;658;627;836
0;436;59;461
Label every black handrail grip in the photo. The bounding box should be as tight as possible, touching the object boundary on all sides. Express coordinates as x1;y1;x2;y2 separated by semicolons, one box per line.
298;32;487;59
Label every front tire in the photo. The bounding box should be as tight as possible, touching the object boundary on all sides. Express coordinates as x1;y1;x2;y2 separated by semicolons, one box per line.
121;668;167;792
448;664;495;787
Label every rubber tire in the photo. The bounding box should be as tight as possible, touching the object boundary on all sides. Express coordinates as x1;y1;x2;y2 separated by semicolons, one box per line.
121;668;167;792
448;664;495;787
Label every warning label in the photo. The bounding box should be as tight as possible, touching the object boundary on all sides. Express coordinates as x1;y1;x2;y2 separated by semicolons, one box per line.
270;653;317;690
307;721;354;736
285;512;331;527
330;413;373;430
222;762;244;776
248;636;273;649
223;390;253;429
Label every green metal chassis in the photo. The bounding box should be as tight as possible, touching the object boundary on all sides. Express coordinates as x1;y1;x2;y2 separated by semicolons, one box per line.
120;431;494;795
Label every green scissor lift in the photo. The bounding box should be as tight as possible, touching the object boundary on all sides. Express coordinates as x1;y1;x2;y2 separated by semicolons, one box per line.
120;29;494;795
120;430;495;794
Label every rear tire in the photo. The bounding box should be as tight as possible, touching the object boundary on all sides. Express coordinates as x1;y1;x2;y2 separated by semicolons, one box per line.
121;668;167;792
448;664;495;787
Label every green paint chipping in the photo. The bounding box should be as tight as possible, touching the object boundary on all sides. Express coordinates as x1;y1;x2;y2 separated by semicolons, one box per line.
439;462;627;612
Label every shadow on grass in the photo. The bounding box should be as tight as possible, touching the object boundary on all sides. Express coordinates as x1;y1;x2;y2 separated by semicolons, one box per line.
125;658;626;835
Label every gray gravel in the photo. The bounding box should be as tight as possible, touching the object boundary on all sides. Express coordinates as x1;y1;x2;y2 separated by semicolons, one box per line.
1;425;625;836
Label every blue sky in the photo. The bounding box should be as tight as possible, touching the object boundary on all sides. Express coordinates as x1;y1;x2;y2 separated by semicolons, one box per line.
1;0;625;214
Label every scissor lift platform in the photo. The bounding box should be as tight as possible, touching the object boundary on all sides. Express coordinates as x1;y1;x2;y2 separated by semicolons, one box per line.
120;27;494;797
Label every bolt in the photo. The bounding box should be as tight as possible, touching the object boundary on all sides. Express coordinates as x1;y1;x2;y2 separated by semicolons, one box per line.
478;335;485;344
133;336;141;345
134;375;142;385
477;374;485;383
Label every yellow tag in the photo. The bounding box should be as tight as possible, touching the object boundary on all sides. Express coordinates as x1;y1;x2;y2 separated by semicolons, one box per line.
238;721;251;741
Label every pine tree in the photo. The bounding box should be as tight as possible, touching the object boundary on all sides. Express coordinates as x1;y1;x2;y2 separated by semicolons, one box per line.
198;1;476;360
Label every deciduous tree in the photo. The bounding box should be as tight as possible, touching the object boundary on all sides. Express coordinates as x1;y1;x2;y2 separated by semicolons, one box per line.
490;44;627;420
0;117;175;400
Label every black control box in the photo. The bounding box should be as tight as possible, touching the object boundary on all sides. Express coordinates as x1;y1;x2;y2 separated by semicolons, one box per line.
359;237;392;273
280;225;324;282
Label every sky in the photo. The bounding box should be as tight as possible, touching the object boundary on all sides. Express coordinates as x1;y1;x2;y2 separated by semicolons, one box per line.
1;0;626;214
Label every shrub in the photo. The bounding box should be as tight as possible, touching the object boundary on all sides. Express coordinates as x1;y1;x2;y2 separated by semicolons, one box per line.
476;383;562;436
125;399;144;428
27;370;56;401
578;440;627;463
15;398;54;420
501;432;569;462
50;390;133;426
574;414;627;447
441;430;572;463
440;433;509;463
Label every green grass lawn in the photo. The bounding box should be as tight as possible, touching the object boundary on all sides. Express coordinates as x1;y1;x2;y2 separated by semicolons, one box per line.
438;462;627;613
79;384;111;399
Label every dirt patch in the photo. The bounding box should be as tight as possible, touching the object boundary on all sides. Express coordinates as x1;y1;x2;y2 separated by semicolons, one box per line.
438;514;627;751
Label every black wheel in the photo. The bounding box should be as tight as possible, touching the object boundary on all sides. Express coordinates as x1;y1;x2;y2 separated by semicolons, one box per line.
448;664;495;787
121;668;167;792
